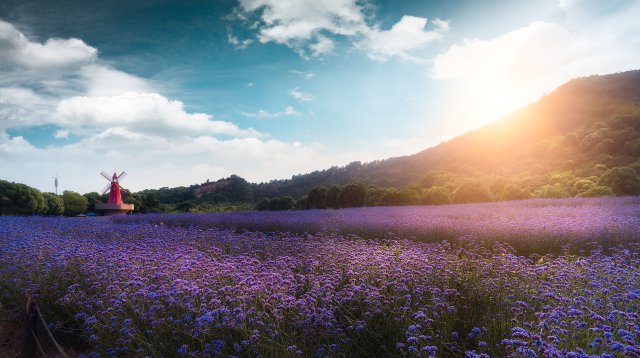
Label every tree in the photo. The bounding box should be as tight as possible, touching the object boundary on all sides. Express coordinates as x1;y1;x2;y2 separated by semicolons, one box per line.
338;183;365;208
42;192;64;215
307;186;327;209
534;184;570;199
295;196;308;210
453;181;492;203
578;185;613;197
273;196;295;210
364;188;385;206
572;179;595;195
422;186;452;205
0;180;46;215
376;188;403;206
143;193;160;212
83;192;102;211
255;198;272;211
598;166;640;195
500;184;531;201
62;191;88;216
325;185;342;209
31;188;47;214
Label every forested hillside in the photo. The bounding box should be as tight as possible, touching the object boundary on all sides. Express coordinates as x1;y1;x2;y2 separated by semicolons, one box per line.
253;70;640;197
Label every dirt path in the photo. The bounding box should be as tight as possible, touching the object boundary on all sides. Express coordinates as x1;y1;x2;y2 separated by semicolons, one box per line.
0;319;21;358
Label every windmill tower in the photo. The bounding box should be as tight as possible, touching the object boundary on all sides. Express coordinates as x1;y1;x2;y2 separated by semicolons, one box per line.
95;171;135;215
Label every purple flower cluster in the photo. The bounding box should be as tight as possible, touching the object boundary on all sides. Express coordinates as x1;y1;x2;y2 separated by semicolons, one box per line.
0;197;639;356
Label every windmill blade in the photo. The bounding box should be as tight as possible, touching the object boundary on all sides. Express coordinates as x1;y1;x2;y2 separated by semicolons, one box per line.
100;183;111;195
100;171;111;181
117;171;127;181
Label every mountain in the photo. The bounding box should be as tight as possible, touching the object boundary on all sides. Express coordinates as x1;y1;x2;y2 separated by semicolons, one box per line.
251;70;640;198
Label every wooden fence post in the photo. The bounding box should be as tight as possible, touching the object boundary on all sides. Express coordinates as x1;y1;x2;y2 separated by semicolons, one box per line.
22;289;38;358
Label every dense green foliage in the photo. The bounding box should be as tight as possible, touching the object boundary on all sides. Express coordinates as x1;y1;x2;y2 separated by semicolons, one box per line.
62;191;88;216
0;180;53;215
42;192;64;216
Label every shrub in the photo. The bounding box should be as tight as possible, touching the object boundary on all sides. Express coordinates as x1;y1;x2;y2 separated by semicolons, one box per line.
364;188;385;207
500;184;531;201
338;183;366;208
534;184;570;199
572;179;596;195
578;185;613;197
598;166;640;195
42;192;64;215
454;182;492;203
62;191;88;216
421;186;452;205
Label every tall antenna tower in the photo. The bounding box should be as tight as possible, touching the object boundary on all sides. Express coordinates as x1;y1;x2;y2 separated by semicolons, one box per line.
53;174;61;195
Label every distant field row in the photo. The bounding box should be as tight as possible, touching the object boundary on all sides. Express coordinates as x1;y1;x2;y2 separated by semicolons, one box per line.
115;196;640;255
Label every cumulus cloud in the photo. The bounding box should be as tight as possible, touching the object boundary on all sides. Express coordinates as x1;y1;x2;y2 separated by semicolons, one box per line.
0;20;97;70
358;16;448;61
0;19;264;141
79;65;153;96
0;18;375;194
0;87;55;129
233;0;446;60
239;105;302;119
429;0;640;131
237;0;365;44
0;127;340;193
55;92;262;138
288;87;313;102
53;129;70;139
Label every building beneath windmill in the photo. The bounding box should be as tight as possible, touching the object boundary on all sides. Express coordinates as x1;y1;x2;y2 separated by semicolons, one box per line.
95;171;135;215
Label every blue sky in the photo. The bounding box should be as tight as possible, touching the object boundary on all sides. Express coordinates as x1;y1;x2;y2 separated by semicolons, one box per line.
1;0;638;193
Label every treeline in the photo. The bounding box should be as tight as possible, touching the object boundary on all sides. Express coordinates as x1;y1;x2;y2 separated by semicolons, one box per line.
0;180;87;216
256;163;640;211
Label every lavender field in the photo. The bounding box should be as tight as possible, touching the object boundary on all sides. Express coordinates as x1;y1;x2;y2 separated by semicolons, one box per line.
1;197;640;357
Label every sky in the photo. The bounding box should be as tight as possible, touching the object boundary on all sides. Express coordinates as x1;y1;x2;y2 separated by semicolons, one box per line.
0;0;639;194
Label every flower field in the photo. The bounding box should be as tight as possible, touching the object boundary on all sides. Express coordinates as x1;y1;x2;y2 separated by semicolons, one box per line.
1;197;639;357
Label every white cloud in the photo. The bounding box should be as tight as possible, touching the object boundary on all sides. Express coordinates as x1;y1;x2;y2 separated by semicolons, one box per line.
429;0;640;132
358;16;448;61
0;20;97;70
239;105;303;119
0;131;36;159
53;129;70;139
55;92;262;138
0;87;55;129
288;87;313;102
237;0;366;45
79;65;153;96
0;20;265;142
0;18;369;195
309;35;335;57
234;0;446;60
289;70;315;79
0;128;341;193
227;26;254;49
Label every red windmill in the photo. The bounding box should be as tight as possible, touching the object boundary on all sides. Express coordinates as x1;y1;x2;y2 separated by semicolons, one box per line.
101;171;127;204
95;171;134;215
